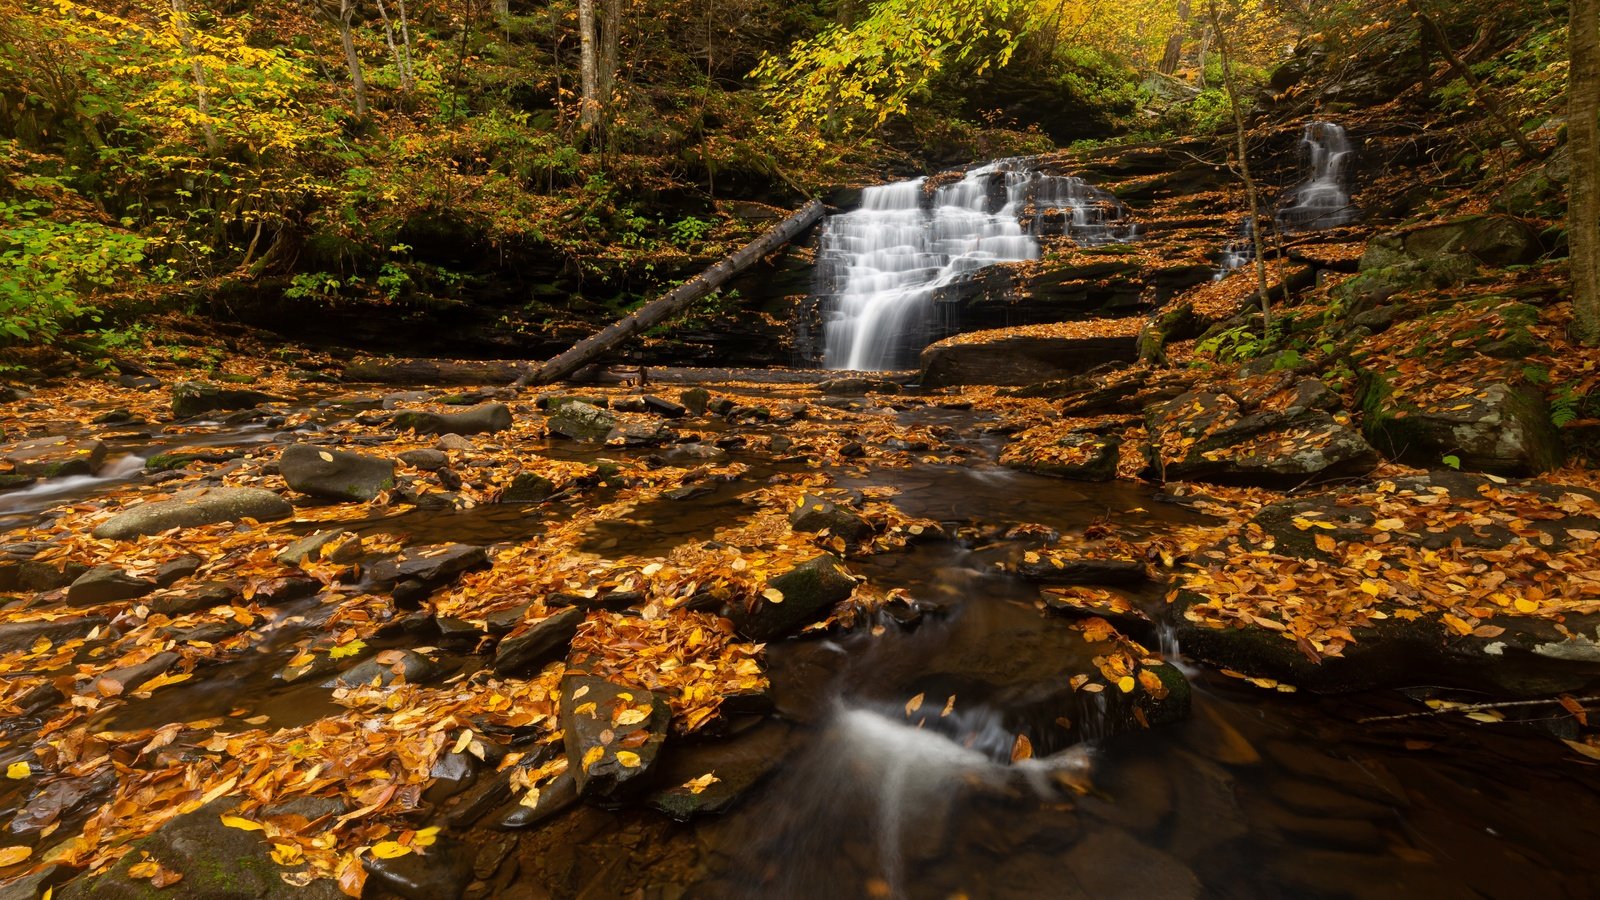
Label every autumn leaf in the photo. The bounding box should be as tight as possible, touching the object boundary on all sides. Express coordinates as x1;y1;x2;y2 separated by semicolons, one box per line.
1010;734;1033;762
761;587;785;604
683;773;720;794
328;640;366;660
369;841;411;860
613;708;649;726
0;846;30;867
5;762;29;780
220;815;265;832
615;751;642;768
904;692;924;716
582;746;605;771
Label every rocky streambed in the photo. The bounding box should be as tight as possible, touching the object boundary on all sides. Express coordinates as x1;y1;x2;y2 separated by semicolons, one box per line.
0;368;1597;899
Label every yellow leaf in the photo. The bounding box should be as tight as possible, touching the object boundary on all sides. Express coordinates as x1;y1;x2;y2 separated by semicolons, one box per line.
127;857;160;879
220;815;265;832
574;701;598;717
904;692;924;716
1313;534;1336;553
615;751;641;768
1359;581;1383;596
1441;614;1473;636
369;841;412;860
761;587;785;604
683;772;720;794
1117;676;1136;693
614;708;648;727
271;843;304;865
582;746;605;771
329;640;366;660
1562;739;1600;761
5;762;29;780
412;827;439;848
0;846;31;867
1513;597;1539;614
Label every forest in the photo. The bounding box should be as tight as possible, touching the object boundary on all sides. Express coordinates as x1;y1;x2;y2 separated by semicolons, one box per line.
1;0;1600;897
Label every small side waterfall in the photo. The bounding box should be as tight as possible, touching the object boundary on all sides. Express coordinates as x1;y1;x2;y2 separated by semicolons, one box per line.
1215;217;1257;279
817;160;1133;371
1275;121;1359;231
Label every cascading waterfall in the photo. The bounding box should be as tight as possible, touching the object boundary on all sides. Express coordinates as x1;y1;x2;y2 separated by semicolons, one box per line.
1275;121;1360;231
1215;217;1257;279
817;160;1133;371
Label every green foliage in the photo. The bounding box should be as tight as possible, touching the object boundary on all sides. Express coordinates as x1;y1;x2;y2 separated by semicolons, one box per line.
1442;454;1462;470
753;0;1030;137
0;199;145;344
1195;325;1271;363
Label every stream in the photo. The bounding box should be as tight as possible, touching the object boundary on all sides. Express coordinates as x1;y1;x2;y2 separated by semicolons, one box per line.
7;387;1600;900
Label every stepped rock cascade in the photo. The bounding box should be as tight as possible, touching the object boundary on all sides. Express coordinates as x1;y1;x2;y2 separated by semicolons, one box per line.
1216;217;1257;279
818;161;1134;371
1275;121;1360;232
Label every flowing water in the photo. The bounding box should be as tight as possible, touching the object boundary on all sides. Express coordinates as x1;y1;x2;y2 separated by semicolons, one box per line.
818;161;1133;371
1215;217;1257;280
1275;121;1361;232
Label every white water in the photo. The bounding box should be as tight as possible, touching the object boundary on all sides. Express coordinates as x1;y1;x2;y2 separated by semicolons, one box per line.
1275;121;1359;231
0;453;146;516
819;161;1133;371
1215;217;1257;280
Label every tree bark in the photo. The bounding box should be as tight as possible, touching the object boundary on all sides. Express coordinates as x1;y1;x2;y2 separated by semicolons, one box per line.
516;200;825;387
337;0;369;117
374;0;412;91
1405;0;1539;162
577;0;600;132
1574;0;1600;345
1209;1;1271;329
168;0;219;151
1159;0;1191;75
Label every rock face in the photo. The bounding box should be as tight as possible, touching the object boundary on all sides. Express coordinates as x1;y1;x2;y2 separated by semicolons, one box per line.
391;402;513;436
646;720;792;821
93;487;294;539
1144;380;1379;486
279;443;396;502
787;494;872;543
171;381;281;419
546;401;616;442
561;676;671;798
1;436;107;479
67;566;158;606
57;797;343;899
729;555;857;641
1337;215;1542;307
1003;429;1121;481
1362;378;1565;475
493;607;585;674
920;333;1140;387
332;650;440;688
0;615;107;653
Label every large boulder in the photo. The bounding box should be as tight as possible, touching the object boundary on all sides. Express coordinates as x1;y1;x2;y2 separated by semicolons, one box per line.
546;401;616;442
171;381;281;419
1;436;106;479
493;607;585;674
1361;377;1565;475
56;797;343;899
67;566;157;606
93;487;293;539
1144;381;1379;486
1338;215;1542;308
391;403;512;436
560;676;671;798
728;555;857;641
278;443;395;502
920;330;1140;388
788;494;872;543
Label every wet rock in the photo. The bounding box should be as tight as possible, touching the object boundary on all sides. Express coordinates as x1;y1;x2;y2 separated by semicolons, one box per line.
499;472;554;503
91;651;180;695
369;544;488;587
818;377;901;396
275;530;360;567
398;448;449;470
10;770;117;839
93;487;293;539
18;559;91;591
1144;385;1378;486
538;394;608;412
66;566;158;606
546;401;616;442
1016;555;1146;585
494;769;577;829
788;494;872;543
279;443;396;502
362;835;474;900
642;395;687;418
153;555;201;587
0;436;106;478
159;619;247;644
331;650;440;688
249;575;321;606
57;796;342;900
729;555;857;642
171;380;282;419
381;390;434;409
561;676;671;798
0;615;107;654
436;433;476;452
392;403;513;436
646;721;792;821
493;607;584;674
920;333;1139;387
1361;378;1565;475
118;373;162;391
0;864;71;900
679;388;710;415
0;541;46;589
150;582;239;617
604;421;676;447
1006;432;1120;481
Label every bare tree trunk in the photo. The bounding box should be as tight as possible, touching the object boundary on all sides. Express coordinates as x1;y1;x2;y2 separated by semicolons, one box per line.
1209;1;1271;329
374;0;412;91
1404;0;1540;162
1159;0;1191;75
336;0;369;117
169;0;219;151
397;0;415;83
516;201;825;387
577;0;600;133
598;0;621;105
1573;0;1600;345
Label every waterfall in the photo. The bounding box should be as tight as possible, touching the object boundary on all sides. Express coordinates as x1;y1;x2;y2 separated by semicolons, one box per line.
818;160;1133;371
1215;217;1257;280
1275;121;1360;232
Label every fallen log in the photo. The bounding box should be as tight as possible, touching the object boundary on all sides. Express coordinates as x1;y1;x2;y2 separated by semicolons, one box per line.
339;359;912;387
514;200;826;388
344;357;527;385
